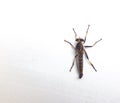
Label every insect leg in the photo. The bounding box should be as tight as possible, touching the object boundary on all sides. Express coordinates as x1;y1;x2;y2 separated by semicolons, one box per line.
84;25;90;43
84;38;102;48
73;28;77;40
84;50;97;72
64;40;75;49
69;54;78;72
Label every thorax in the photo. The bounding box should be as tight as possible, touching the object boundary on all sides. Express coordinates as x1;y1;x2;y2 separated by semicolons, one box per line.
75;42;84;54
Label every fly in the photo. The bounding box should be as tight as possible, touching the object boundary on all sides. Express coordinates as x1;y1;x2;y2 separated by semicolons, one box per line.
64;25;102;79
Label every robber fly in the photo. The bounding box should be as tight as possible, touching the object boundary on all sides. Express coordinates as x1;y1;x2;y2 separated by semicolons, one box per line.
64;25;102;79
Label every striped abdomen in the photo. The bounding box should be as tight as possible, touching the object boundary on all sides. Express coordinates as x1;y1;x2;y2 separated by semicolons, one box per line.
76;42;84;78
77;54;83;78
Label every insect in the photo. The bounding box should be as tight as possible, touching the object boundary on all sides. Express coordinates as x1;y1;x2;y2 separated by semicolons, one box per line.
64;25;102;79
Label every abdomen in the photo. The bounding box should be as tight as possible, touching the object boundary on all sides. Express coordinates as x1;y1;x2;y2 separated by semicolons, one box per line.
76;43;84;78
76;54;83;78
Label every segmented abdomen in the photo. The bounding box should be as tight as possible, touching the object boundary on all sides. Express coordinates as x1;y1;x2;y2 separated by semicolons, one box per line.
77;54;83;78
76;42;84;78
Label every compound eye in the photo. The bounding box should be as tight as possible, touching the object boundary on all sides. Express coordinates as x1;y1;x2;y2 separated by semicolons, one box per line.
80;39;85;43
76;39;79;41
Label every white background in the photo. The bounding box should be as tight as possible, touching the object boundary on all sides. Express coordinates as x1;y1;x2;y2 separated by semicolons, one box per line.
0;0;120;103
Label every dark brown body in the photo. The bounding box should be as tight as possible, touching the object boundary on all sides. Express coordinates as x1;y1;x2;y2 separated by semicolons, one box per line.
76;42;84;78
64;25;102;79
